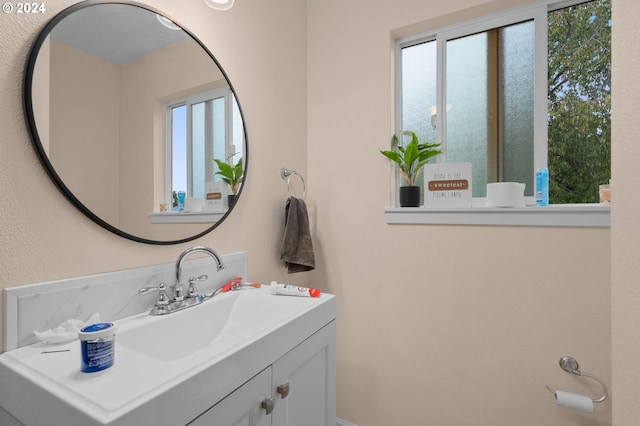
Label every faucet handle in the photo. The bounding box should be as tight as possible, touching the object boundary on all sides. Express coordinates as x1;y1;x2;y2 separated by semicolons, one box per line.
139;283;170;312
187;275;208;298
139;282;167;297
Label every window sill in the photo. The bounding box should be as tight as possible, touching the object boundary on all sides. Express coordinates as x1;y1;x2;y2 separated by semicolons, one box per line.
149;211;225;224
384;204;610;227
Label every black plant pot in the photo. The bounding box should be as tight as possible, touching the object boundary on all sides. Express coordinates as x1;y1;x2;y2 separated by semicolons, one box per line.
228;194;236;209
399;186;420;207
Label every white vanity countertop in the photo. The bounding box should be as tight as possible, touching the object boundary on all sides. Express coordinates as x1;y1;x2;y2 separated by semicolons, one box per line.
0;288;336;426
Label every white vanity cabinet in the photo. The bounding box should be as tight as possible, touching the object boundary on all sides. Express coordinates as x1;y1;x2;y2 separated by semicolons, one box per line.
189;367;272;426
189;321;336;426
0;280;336;426
272;321;336;426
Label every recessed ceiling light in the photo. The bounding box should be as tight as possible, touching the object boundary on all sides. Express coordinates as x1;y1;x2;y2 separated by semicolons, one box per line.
204;0;235;11
156;14;181;30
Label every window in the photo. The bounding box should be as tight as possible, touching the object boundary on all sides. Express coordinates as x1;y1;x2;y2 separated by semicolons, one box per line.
398;0;610;205
166;87;243;207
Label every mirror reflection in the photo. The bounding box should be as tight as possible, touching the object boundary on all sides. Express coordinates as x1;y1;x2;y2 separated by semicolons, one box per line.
26;2;247;244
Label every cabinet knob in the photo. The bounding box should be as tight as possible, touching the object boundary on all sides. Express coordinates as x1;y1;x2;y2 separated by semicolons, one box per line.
277;382;290;399
261;397;274;415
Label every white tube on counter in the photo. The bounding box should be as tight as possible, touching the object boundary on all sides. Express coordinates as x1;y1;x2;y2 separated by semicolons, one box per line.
270;281;320;297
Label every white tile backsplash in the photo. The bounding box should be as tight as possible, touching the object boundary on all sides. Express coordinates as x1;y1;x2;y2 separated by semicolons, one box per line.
3;251;247;351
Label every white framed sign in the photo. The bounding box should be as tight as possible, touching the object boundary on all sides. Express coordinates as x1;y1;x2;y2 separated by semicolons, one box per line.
205;181;229;212
424;163;472;207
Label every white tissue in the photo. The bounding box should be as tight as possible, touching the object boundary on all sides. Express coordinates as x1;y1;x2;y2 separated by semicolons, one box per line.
34;313;101;344
555;390;594;413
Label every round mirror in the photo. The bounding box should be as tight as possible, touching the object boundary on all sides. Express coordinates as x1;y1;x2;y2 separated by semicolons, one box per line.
24;1;248;244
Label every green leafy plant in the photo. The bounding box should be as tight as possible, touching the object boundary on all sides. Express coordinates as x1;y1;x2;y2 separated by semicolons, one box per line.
380;131;441;186
214;157;243;194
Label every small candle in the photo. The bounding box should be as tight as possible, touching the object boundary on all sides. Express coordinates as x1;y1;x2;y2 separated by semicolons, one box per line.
599;184;610;205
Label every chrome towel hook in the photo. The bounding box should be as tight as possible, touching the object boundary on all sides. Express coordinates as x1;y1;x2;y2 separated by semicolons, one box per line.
546;356;608;403
281;168;306;199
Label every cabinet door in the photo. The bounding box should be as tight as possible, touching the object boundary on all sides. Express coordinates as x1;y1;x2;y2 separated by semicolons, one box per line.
189;367;272;426
272;321;336;426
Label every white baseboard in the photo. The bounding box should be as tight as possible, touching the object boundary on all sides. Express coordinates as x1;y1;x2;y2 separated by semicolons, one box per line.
337;419;358;426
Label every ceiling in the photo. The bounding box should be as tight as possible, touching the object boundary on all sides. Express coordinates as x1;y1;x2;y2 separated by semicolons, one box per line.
51;3;188;65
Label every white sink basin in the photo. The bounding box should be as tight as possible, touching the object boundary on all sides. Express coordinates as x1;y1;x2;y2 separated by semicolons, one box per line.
118;287;312;362
0;286;336;426
117;293;238;362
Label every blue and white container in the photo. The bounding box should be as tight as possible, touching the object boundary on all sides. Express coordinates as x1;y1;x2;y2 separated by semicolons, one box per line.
79;322;116;373
535;168;549;206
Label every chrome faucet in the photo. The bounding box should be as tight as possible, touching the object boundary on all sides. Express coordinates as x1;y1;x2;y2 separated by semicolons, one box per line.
139;246;226;315
175;246;226;302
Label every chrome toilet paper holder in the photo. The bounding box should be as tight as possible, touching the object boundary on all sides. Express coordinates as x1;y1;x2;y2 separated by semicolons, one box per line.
545;356;608;403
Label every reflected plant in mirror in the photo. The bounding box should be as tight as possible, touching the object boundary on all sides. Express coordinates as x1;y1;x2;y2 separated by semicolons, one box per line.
214;156;243;195
214;155;243;208
24;1;248;244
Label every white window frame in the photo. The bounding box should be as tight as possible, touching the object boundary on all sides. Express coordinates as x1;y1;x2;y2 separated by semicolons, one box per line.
389;0;610;227
164;86;235;205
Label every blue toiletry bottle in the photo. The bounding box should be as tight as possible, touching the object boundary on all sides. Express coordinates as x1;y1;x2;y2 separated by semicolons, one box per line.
177;191;186;212
536;168;549;206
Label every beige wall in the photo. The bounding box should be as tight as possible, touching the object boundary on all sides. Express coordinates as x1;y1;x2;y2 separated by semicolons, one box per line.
611;0;640;424
2;0;637;425
307;0;612;425
49;40;121;224
0;0;309;345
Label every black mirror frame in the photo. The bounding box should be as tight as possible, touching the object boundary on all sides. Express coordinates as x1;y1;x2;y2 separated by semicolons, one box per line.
23;0;248;245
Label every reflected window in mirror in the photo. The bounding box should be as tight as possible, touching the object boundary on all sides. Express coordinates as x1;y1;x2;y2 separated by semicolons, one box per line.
165;88;243;210
397;0;610;205
24;2;249;244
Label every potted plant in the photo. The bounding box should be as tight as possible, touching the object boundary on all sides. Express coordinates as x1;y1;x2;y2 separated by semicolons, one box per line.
380;130;441;207
214;156;243;208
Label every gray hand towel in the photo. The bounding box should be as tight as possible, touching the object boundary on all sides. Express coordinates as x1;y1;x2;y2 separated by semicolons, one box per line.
279;197;315;273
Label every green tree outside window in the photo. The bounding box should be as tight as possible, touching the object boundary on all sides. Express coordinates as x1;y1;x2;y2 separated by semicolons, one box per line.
548;0;611;203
